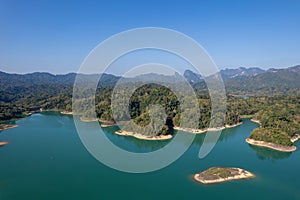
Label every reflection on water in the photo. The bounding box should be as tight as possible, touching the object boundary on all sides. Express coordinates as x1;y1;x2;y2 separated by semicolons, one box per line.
0;121;17;125
189;132;205;146
178;126;242;147
249;145;291;160
219;127;240;142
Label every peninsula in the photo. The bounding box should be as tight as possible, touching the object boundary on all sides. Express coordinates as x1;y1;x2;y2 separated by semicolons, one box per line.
246;138;297;152
246;117;298;152
193;167;255;184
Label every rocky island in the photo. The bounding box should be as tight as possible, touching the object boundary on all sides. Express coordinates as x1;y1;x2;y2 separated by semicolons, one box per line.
193;167;255;184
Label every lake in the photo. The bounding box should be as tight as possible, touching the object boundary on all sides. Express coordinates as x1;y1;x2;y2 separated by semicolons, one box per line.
0;112;300;200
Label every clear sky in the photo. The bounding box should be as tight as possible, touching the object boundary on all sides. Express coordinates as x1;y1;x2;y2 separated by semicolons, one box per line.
0;0;300;75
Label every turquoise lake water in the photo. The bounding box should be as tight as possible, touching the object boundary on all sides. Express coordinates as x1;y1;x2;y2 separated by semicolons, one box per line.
0;112;300;200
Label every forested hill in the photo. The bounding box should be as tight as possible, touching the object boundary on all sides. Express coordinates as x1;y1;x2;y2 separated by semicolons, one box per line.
0;71;120;89
222;65;300;95
0;71;121;120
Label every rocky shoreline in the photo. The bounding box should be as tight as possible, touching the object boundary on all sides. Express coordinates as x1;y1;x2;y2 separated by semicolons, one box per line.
60;111;74;115
250;119;261;125
291;134;300;143
114;130;172;141
79;117;99;122
0;124;18;131
174;122;242;134
0;141;9;147
99;120;116;127
113;123;243;141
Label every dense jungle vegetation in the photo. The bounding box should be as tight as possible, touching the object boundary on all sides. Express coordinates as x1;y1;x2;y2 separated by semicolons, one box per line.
1;69;300;145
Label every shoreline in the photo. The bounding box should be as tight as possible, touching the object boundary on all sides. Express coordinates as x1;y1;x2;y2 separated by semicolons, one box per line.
0;124;18;131
60;111;74;115
114;130;172;141
291;134;300;143
0;141;9;146
250;119;261;125
60;111;81;116
80;117;99;122
225;122;243;128
246;138;297;152
193;167;255;184
99;119;116;127
173;126;207;134
174;122;243;134
79;117;117;126
101;123;116;127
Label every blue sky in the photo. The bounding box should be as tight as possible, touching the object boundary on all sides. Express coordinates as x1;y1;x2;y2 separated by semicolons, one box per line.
0;0;300;74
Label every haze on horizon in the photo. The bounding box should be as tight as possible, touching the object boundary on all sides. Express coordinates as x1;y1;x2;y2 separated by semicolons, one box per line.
0;0;300;75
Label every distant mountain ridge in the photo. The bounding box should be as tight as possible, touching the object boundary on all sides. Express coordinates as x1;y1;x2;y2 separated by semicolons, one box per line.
182;65;300;95
1;65;300;95
220;67;265;80
0;71;120;88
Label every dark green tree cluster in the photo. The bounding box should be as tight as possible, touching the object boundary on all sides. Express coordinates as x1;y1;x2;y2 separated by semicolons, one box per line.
250;127;293;146
249;96;300;146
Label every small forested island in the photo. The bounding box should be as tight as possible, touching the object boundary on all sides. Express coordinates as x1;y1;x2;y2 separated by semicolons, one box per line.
193;167;255;184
